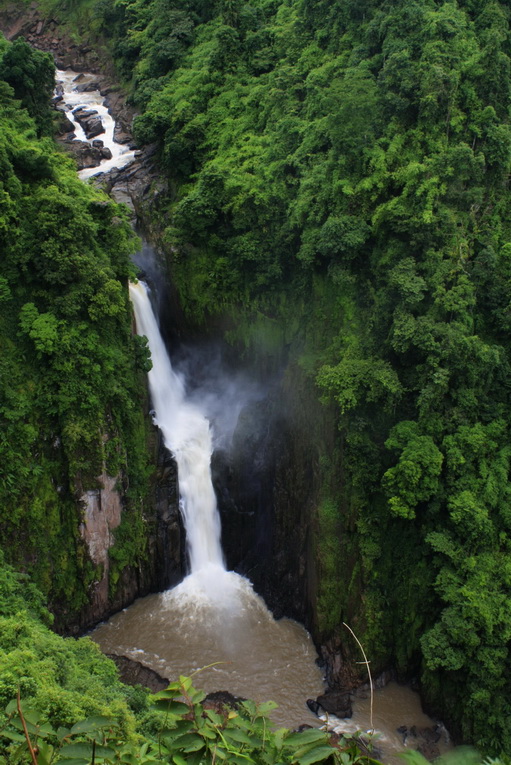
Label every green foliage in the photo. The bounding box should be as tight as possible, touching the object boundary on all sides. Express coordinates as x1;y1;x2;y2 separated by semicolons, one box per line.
0;40;153;617
0;554;140;749
1;672;376;765
0;38;55;136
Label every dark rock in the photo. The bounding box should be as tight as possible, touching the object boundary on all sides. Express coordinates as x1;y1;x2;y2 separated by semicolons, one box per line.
73;73;86;82
417;742;441;761
204;690;246;710
410;726;441;744
316;690;353;718
62;139;102;169
71;107;104;138
75;81;101;93
72;106;96;119
306;699;322;715
398;725;443;761
92;139;104;148
100;147;113;160
55;111;75;136
82;116;104;139
113;126;132;145
374;670;393;689
107;654;169;693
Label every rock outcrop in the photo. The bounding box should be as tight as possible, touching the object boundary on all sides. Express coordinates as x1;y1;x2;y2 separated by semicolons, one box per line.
108;655;170;693
62;138;103;169
72;106;104;138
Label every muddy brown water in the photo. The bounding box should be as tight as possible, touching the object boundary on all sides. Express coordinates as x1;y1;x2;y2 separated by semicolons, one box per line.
91;569;450;762
92;569;324;728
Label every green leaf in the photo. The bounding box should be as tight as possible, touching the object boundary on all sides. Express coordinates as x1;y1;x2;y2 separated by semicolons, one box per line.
179;675;193;692
190;689;206;704
228;755;255;765
35;740;55;765
296;745;338;764
205;709;223;725
223;728;261;747
187;752;206;765
0;728;26;742
257;701;278;715
70;715;113;735
174;732;206;752
151;699;190;715
163;719;193;737
153;687;181;700
284;729;328;748
60;742;115;758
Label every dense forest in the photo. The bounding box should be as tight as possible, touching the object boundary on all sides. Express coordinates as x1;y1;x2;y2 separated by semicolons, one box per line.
89;0;511;753
1;0;511;760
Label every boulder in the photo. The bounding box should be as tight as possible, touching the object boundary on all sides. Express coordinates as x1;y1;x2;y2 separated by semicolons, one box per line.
396;725;443;761
306;699;322;716
62;139;102;169
55;111;75;136
204;690;246;712
72;107;105;139
107;654;169;693
75;81;101;93
315;690;353;718
113;125;132;145
84;116;104;139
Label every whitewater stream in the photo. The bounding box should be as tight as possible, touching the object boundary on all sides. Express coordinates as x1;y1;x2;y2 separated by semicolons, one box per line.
58;66;451;760
55;68;136;179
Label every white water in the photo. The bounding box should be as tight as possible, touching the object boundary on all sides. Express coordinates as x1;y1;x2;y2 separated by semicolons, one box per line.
55;69;137;179
130;281;224;574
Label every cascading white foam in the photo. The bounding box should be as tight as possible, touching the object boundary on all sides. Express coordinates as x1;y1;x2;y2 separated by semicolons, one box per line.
55;69;137;179
129;281;225;575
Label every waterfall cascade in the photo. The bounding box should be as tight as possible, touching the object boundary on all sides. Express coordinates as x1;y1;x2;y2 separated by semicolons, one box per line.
130;281;224;576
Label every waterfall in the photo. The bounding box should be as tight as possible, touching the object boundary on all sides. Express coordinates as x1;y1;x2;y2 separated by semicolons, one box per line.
129;281;225;574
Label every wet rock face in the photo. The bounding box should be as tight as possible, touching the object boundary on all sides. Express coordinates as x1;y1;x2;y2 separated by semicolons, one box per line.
213;389;317;627
94;144;161;218
153;429;185;590
80;473;122;614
